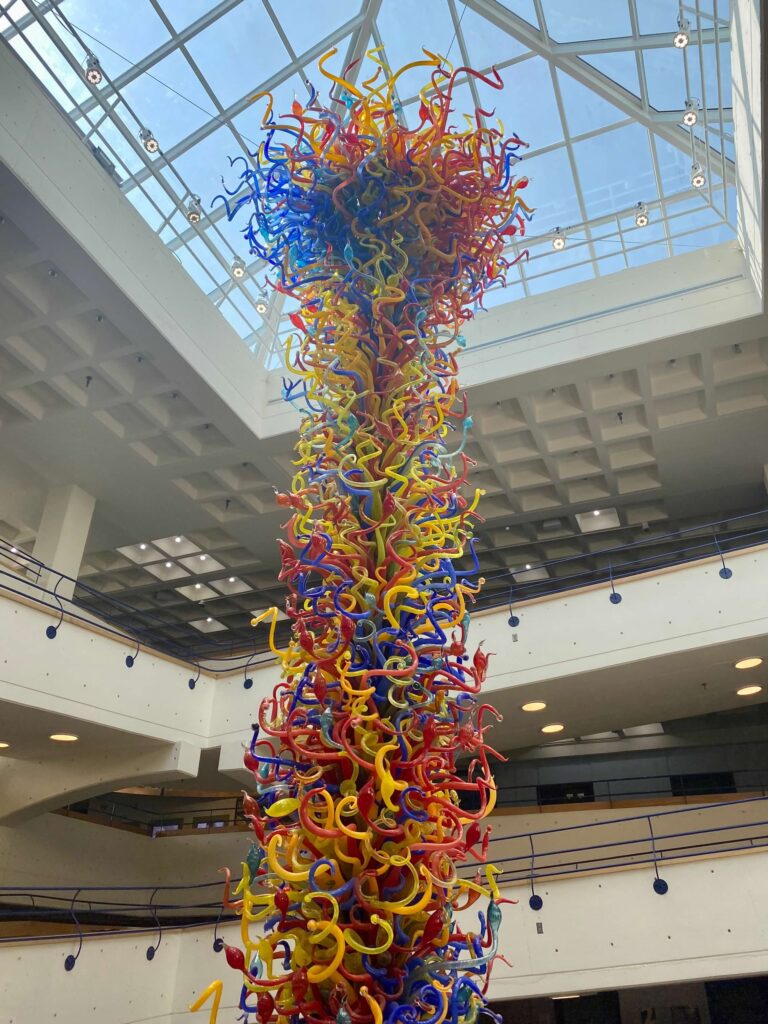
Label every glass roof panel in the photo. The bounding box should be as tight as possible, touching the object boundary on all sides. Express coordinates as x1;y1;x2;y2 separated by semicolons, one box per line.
1;0;738;366
269;0;360;57
574;123;657;219
185;3;291;107
539;0;632;42
556;68;629;136
120;50;216;149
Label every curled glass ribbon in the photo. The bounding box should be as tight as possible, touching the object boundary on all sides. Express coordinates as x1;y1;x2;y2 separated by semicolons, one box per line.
194;45;532;1024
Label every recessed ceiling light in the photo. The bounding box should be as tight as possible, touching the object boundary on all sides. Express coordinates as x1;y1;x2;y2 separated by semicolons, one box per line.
165;561;172;569
228;577;236;583
735;657;762;670
194;583;202;590
50;733;79;742
522;701;547;712
736;685;763;697
552;995;580;1000
206;616;213;623
541;723;565;734
139;543;147;550
0;741;9;749
525;563;531;570
10;546;17;554
199;554;207;561
592;509;601;516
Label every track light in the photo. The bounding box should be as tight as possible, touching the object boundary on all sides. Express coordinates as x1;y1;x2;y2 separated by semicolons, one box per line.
231;256;246;279
84;54;103;86
691;162;706;188
139;127;159;154
552;227;566;251
186;195;203;224
682;97;700;127
634;201;649;228
673;15;690;48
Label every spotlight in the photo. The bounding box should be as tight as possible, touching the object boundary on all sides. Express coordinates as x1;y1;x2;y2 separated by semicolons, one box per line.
673;15;690;48
634;201;649;228
691;162;706;188
231;256;246;279
139;127;159;154
84;54;103;86
186;195;203;224
682;97;700;127
552;227;566;251
255;298;268;315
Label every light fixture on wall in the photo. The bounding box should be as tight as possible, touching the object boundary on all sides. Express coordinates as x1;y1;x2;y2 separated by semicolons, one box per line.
673;15;690;47
691;162;706;188
735;657;762;669
84;54;103;85
139;127;159;154
552;227;566;251
186;195;203;224
682;97;700;126
231;256;246;279
634;201;649;227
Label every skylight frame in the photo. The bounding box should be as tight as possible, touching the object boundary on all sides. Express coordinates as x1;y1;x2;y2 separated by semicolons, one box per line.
1;0;737;367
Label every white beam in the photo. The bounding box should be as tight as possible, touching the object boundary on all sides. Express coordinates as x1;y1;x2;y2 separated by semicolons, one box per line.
32;485;95;599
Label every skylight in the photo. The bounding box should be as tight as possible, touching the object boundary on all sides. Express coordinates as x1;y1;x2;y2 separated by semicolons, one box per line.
1;0;735;368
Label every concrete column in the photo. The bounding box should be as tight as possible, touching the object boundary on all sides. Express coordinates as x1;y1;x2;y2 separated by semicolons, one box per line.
32;484;95;598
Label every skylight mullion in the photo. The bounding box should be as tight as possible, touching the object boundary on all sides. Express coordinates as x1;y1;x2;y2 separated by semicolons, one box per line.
712;0;730;222
121;10;367;196
447;0;482;112
627;0;672;260
532;0;600;278
461;0;734;185
69;0;247;121
0;0;62;41
552;26;726;56
261;0;299;63
335;0;382;96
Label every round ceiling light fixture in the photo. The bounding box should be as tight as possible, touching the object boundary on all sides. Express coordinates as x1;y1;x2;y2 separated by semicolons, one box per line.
691;162;706;188
521;700;547;712
541;723;565;734
50;733;79;742
186;195;203;224
139;127;159;154
736;684;763;697
735;657;762;670
682;97;700;126
634;201;649;227
673;15;690;48
84;54;103;85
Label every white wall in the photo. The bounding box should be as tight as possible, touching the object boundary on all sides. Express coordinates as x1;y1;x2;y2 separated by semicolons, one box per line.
2;848;767;1022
